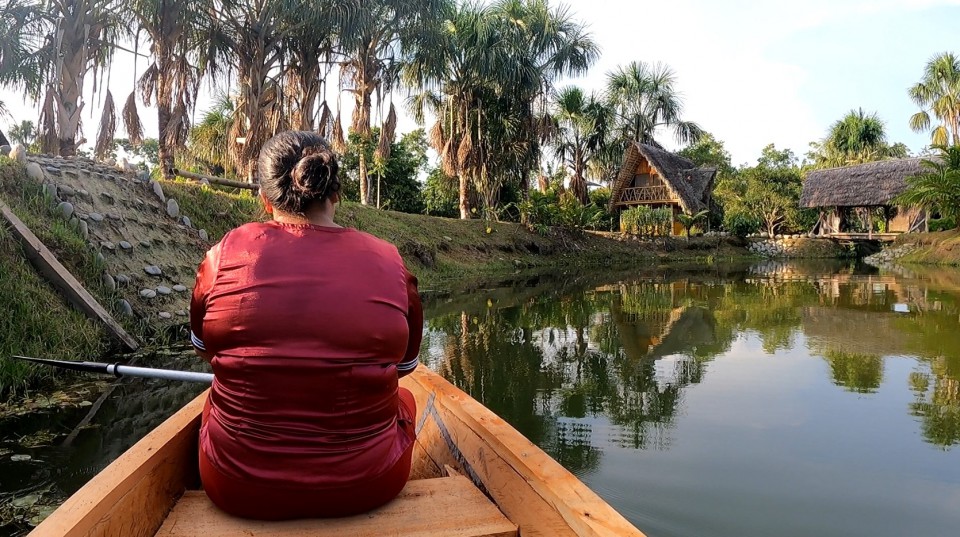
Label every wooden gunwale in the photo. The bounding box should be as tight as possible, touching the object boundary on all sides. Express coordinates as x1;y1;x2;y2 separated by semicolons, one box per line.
29;368;645;537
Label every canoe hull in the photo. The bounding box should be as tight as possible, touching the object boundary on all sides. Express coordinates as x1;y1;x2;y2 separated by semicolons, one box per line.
29;368;644;537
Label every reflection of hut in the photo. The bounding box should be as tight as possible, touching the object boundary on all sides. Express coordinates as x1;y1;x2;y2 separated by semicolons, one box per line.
609;142;717;235
801;159;929;237
612;303;717;361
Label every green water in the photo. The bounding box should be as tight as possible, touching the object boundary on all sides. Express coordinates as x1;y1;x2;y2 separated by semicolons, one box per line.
2;261;959;536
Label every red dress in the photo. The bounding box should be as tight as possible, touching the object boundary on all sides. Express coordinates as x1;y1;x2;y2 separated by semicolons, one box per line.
190;221;422;519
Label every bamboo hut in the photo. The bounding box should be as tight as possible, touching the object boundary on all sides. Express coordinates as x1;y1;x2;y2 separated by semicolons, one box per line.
801;159;929;236
609;142;717;235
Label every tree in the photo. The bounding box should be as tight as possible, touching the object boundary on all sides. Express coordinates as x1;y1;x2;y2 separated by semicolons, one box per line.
423;168;459;218
809;109;906;168
185;93;237;177
909;52;960;147
340;0;450;205
757;143;797;169
605;61;702;147
7;120;36;147
550;86;611;204
130;0;218;179
676;210;709;239
678;132;735;177
894;145;960;228
340;129;429;214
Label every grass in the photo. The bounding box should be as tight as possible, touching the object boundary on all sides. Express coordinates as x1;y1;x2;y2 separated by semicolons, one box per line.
896;229;960;266
0;161;108;398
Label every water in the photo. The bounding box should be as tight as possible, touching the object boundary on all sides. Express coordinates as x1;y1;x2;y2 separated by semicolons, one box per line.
2;261;959;536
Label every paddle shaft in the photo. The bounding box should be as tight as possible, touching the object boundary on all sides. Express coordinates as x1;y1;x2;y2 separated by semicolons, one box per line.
11;355;214;384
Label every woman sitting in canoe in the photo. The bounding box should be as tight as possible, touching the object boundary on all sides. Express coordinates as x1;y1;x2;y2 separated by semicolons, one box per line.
189;130;423;520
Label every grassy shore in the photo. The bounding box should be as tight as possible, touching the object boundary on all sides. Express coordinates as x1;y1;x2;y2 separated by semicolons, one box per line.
1;163;752;398
895;230;960;266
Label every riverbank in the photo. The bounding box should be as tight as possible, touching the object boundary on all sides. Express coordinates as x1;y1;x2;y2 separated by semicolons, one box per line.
893;230;960;266
0;154;752;398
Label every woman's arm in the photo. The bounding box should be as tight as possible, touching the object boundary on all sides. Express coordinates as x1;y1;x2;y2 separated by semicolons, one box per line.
397;268;423;378
190;242;223;364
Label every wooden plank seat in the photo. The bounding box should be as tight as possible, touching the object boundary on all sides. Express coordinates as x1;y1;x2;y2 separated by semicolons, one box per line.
155;476;518;537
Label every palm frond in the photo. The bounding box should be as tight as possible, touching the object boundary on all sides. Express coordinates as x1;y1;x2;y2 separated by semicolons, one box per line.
122;90;143;146
95;90;117;160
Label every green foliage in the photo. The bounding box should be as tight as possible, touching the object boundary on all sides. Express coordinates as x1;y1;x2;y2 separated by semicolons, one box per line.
588;188;616;231
807;109;908;168
605;61;702;146
341;129;428;214
929;216;957;232
909;52;960;147
894;145;960;226
676;210;709;239
723;211;760;237
516;189;604;234
422;168;459;218
678;132;735;177
620;206;673;237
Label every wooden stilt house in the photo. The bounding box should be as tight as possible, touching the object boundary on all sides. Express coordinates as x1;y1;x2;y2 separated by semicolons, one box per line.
800;159;929;238
609;142;717;235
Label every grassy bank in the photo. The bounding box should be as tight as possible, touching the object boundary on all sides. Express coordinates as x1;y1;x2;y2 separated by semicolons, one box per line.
895;230;960;266
0;159;109;397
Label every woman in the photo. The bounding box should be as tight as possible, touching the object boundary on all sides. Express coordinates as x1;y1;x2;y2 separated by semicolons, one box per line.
190;131;422;520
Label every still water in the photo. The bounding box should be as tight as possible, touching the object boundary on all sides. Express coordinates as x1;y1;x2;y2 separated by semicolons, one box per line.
2;261;959;536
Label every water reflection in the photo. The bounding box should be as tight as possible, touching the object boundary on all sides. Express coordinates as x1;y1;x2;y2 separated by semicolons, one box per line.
421;261;960;460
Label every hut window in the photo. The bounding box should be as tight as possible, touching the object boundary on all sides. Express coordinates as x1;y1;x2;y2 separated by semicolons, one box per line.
633;173;660;187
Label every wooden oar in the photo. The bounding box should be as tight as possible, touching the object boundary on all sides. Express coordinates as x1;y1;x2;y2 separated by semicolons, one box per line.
11;355;214;384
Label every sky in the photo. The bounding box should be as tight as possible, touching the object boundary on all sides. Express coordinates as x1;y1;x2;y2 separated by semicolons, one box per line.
2;0;959;166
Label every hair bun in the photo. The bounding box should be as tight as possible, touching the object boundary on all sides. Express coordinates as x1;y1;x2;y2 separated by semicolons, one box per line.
290;146;339;199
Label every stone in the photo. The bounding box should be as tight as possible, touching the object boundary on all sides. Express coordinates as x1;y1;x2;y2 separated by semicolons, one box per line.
176;310;188;317
26;162;45;181
198;229;209;241
96;252;105;265
100;192;115;203
144;265;162;276
167;198;180;218
139;240;151;248
105;158;116;167
116;274;130;285
9;144;27;163
159;312;173;319
139;289;157;299
45;166;60;175
78;189;89;198
119;241;133;250
58;184;76;197
106;212;121;221
118;299;134;317
151;180;165;201
181;216;192;228
173;284;187;293
88;212;104;222
57;201;75;220
137;170;150;182
77;220;89;239
102;273;116;292
0;145;10;156
100;241;116;251
156;285;172;295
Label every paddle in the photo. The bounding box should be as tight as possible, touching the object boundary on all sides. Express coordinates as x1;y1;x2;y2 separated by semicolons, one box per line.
11;355;214;384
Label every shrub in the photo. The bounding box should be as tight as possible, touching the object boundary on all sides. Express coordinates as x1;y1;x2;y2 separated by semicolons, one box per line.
620;206;673;237
724;211;761;237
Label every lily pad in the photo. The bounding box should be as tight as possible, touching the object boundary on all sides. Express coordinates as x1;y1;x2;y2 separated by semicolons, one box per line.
30;505;58;526
11;494;39;509
10;454;32;462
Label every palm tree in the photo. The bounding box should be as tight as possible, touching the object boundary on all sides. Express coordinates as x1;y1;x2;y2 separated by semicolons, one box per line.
407;0;597;219
605;61;702;147
130;0;218;179
339;0;451;205
551;86;610;204
811;108;895;168
909;52;960;147
207;0;307;182
676;209;709;239
0;0;47;99
895;145;960;227
8;120;37;147
186;93;237;177
33;0;128;156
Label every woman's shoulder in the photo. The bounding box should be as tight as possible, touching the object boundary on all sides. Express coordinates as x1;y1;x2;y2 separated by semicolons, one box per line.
347;229;401;257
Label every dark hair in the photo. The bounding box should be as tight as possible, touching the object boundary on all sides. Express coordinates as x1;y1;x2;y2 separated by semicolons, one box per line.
258;131;340;214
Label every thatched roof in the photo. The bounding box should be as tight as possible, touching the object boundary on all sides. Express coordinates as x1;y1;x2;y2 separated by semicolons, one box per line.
610;142;717;213
800;158;927;208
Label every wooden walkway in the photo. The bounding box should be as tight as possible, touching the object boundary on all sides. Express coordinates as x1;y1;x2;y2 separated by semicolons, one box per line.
820;232;900;243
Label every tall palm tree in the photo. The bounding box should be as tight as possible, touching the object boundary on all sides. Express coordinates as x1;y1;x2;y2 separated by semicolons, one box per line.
605;61;702;147
0;0;48;100
8;120;38;147
130;0;218;179
208;0;307;182
909;52;960;147
407;0;597;219
34;0;128;156
550;86;610;204
339;0;451;205
186;93;237;177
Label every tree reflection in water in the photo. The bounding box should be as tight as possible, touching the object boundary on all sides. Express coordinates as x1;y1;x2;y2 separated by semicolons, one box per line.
419;262;960;467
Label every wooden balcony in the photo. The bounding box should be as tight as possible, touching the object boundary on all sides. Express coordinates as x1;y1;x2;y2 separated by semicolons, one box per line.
617;186;677;205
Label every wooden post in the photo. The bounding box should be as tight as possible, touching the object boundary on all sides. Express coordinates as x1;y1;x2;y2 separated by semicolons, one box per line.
0;199;139;350
867;209;873;239
171;169;259;191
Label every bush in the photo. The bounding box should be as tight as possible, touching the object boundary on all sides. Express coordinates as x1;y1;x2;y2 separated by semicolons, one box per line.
620;206;673;237
929;216;957;232
724;211;760;237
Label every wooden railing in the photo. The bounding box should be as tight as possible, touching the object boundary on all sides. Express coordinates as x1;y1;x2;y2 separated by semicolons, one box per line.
618;186;676;205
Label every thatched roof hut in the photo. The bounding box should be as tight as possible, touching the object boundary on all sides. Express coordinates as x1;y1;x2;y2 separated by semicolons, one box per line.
800;158;926;208
610;142;717;214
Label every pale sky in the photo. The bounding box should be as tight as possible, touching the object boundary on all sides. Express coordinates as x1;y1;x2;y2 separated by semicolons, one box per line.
2;0;959;166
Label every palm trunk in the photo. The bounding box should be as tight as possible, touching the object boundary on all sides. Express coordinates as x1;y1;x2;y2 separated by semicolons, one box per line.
156;47;175;180
351;44;376;205
56;43;87;157
459;174;470;219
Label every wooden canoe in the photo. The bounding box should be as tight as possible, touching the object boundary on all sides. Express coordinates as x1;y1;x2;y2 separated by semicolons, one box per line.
28;367;646;537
